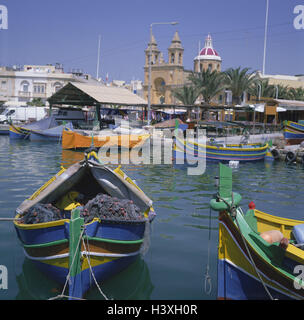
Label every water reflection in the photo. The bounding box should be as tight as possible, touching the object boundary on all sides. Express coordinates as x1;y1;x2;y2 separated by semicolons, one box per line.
16;257;153;300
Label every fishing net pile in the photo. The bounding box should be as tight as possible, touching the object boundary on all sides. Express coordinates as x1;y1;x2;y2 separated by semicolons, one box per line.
81;194;144;224
19;203;63;224
20;194;145;224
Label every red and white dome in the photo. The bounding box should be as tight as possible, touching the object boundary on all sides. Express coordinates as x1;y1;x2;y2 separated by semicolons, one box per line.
195;34;221;62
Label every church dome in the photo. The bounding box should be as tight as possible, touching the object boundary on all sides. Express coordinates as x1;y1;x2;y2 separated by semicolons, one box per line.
195;34;221;62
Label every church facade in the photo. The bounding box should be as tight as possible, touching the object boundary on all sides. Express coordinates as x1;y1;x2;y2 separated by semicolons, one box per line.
143;32;222;105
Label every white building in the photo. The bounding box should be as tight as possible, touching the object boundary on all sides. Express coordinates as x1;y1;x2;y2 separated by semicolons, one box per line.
0;63;101;105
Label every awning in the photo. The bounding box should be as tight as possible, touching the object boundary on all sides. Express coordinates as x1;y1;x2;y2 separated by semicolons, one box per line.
48;82;147;107
274;99;304;111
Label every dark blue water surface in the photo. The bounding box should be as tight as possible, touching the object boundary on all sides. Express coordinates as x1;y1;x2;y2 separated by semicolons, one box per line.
0;136;303;300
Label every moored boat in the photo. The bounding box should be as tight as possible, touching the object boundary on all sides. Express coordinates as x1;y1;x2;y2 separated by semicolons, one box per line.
62;128;150;150
14;150;155;299
210;163;304;300
283;120;304;145
174;136;269;162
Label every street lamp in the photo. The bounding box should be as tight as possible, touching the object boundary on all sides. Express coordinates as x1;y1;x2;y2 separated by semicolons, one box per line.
262;0;269;75
147;21;179;126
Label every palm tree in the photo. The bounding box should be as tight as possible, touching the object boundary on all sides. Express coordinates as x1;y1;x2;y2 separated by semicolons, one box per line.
248;78;275;100
271;84;292;100
188;69;225;105
223;67;258;104
288;87;304;101
172;85;200;119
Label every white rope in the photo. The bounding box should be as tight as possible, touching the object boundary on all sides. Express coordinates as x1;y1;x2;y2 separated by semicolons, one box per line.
48;227;85;300
81;231;109;300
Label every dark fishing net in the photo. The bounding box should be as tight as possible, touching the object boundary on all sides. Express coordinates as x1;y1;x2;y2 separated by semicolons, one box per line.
19;203;64;224
20;194;145;225
80;194;144;224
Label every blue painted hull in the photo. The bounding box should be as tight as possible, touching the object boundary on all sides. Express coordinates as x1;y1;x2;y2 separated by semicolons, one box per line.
217;259;292;300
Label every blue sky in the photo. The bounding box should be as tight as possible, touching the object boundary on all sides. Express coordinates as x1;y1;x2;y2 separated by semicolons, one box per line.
0;0;303;82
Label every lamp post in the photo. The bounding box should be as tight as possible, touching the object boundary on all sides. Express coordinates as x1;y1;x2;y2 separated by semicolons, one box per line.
147;21;178;126
262;0;269;75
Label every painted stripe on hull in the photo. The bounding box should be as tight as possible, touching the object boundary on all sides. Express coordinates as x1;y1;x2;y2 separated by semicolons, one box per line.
218;217;303;300
218;259;293;300
29;252;138;297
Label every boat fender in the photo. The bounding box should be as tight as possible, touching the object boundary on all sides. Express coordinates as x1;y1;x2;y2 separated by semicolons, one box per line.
260;230;289;249
270;148;280;160
292;224;304;249
285;151;296;164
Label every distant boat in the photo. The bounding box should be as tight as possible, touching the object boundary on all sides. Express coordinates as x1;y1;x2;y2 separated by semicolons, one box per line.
62;127;150;150
9;107;85;141
14;150;155;300
283;120;304;145
174;136;269;162
210;163;304;300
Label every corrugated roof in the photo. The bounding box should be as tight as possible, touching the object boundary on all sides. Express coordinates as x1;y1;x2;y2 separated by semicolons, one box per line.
48;82;147;106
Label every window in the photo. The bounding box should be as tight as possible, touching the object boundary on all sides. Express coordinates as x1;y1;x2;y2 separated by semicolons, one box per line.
33;83;46;94
1;81;7;90
178;53;182;64
22;82;29;92
171;53;175;64
208;64;212;71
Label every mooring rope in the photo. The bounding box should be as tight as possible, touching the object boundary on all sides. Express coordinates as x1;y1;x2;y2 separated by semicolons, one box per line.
204;207;212;295
81;229;109;300
49;227;86;300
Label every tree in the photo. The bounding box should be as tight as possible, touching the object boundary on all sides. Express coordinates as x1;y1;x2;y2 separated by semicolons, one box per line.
27;98;45;107
248;78;275;100
188;69;225;105
223;67;258;104
172;85;200;120
288;87;304;101
271;84;292;100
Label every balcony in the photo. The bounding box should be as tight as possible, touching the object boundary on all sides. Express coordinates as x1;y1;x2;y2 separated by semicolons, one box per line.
18;91;31;98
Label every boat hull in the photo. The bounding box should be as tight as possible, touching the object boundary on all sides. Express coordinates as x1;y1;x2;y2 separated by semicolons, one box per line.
174;137;268;162
283;121;304;145
62;129;150;150
9;125;30;139
217;211;304;300
15;218;147;299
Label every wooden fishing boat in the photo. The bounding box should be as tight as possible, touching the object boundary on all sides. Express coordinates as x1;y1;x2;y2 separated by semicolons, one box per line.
9;123;31;139
174;136;269;162
210;163;304;300
283;120;304;145
14;150;155;300
62;128;150;150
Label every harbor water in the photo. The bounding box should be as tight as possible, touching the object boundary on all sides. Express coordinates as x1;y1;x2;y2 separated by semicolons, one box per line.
0;135;304;300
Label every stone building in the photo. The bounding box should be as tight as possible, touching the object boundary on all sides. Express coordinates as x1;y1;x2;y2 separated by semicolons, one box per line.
143;32;222;105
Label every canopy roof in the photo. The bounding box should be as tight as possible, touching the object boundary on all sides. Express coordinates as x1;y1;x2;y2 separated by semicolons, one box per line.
48;82;147;107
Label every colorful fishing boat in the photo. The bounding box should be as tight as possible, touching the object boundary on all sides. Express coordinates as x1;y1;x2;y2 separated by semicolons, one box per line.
9;123;31;139
62;128;150;150
174;136;269;162
14;150;155;300
283;120;304;145
210;163;304;300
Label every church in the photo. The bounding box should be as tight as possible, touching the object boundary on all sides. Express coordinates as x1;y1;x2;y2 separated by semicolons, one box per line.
143;31;222;105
